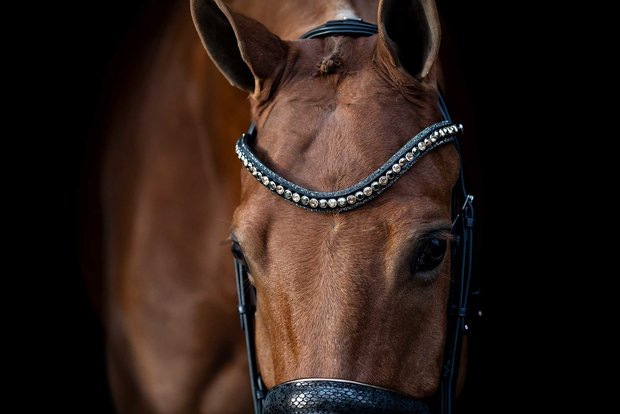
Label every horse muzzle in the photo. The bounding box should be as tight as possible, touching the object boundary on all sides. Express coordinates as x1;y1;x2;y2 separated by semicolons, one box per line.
262;379;431;414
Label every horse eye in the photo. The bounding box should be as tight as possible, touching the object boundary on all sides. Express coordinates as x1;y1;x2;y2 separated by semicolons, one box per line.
231;241;246;264
413;238;447;273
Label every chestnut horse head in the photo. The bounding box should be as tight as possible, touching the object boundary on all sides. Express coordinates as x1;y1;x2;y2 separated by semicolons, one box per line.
191;0;475;412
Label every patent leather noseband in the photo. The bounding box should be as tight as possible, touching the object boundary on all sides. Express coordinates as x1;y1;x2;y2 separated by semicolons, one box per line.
232;19;478;414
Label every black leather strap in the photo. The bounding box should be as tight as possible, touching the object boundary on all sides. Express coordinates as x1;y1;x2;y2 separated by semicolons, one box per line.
300;18;378;39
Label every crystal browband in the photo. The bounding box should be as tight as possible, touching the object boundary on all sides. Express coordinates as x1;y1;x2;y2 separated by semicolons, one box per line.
235;120;463;213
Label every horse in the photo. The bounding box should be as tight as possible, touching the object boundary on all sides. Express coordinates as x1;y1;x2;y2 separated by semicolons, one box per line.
98;0;476;412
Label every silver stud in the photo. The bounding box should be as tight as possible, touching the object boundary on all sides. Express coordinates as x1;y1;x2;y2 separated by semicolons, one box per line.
243;158;248;167
363;187;372;196
379;176;388;186
398;157;406;166
251;166;257;174
458;124;464;131
439;129;446;137
347;195;357;204
355;191;364;201
406;152;414;161
319;199;328;209
392;164;401;173
269;181;276;190
418;142;426;151
430;136;437;143
276;185;284;195
261;176;269;185
411;147;418;154
371;182;380;191
292;193;301;203
386;171;394;180
301;196;310;205
337;197;347;207
327;199;337;208
284;190;292;199
309;198;319;208
424;138;432;146
256;172;262;180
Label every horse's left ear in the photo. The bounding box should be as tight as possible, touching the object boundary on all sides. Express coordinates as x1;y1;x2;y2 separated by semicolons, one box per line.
191;0;288;95
377;0;441;80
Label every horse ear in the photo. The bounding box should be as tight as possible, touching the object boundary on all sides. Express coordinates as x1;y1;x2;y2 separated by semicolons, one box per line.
191;0;288;93
376;0;441;80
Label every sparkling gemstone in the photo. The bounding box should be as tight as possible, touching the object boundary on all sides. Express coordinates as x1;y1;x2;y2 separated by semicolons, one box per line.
386;171;394;180
292;193;301;203
276;185;284;195
398;157;406;166
355;191;364;201
327;199;337;208
251;166;257;174
418;142;426;151
430;136;437;142
406;152;414;161
269;181;276;190
243;159;248;167
337;197;347;207
363;187;372;196
261;176;269;185
347;195;357;204
301;196;310;205
392;164;401;173
284;190;292;199
439;129;446;137
411;147;418;154
371;182;380;191
309;198;319;208
319;199;328;209
379;176;388;186
424;138;432;146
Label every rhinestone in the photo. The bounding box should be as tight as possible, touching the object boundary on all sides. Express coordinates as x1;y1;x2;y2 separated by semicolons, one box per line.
386;170;394;180
269;181;276;190
243;158;248;167
411;147;418;154
406;152;414;161
439;129;446;137
251;165;257;174
319;199;328;209
355;191;364;201
309;198;319;208
292;193;301;203
261;176;269;185
371;182;380;191
301;196;310;205
418;142;426;151
327;199;337;208
276;185;284;195
363;187;372;196
430;136;437;142
399;157;406;166
347;195;357;204
256;172;262;180
284;190;292;199
337;197;347;207
424;138;432;146
379;176;388;186
392;164;401;173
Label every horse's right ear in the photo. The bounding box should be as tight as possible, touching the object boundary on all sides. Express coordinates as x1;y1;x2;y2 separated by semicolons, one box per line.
191;0;288;94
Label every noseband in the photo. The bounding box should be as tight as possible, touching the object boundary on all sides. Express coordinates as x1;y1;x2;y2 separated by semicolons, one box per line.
232;19;477;414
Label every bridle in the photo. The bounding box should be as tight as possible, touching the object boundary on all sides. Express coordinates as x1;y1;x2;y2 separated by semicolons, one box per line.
232;19;478;414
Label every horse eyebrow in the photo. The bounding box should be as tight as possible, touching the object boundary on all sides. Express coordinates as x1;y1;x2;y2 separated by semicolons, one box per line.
416;225;454;241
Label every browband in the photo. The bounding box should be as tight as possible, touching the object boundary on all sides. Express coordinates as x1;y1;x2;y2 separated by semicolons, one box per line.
235;121;463;213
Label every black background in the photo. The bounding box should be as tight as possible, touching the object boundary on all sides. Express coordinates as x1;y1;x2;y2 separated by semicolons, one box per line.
23;0;571;412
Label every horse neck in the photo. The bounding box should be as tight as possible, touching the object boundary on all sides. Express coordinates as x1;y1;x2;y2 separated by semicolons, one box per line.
229;0;379;39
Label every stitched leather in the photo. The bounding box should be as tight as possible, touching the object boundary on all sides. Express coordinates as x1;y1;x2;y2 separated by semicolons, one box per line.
263;379;431;414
